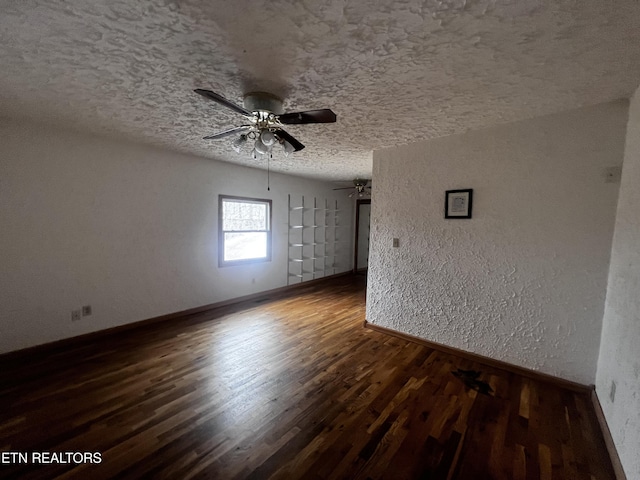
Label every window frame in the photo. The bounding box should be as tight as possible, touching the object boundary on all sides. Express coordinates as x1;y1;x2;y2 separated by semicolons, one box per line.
218;194;272;267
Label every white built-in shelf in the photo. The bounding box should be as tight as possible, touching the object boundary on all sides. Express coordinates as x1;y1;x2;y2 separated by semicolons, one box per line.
290;207;335;211
287;194;341;285
290;256;328;262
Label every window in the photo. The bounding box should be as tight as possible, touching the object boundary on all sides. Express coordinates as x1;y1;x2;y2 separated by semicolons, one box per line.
219;195;272;267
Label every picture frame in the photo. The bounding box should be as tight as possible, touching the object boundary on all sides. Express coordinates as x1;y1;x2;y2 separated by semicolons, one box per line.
445;189;473;219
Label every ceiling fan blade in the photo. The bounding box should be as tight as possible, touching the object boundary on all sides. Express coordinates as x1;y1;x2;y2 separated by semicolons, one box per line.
194;89;252;117
278;109;337;125
274;129;305;152
203;125;251;140
333;187;355;190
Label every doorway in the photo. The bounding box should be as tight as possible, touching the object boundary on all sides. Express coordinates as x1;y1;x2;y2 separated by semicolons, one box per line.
354;199;371;274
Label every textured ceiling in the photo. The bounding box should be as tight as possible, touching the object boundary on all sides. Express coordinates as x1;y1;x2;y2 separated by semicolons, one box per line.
1;0;639;181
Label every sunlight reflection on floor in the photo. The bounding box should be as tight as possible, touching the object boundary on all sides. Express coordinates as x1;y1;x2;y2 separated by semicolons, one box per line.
208;310;286;429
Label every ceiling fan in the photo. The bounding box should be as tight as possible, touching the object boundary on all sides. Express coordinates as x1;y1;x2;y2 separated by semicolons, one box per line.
333;179;372;198
194;89;337;158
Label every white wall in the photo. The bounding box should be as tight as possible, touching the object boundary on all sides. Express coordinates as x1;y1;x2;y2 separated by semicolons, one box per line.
0;119;353;354
367;101;627;385
596;89;640;479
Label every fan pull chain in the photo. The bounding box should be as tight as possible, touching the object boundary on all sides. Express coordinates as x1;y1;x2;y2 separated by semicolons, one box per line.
267;153;271;191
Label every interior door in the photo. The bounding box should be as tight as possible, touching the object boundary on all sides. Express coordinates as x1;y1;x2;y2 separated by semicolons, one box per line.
354;199;371;273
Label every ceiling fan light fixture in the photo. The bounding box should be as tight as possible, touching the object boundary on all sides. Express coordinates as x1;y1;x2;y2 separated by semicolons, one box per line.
260;129;276;146
254;138;269;155
282;139;296;156
333;178;372;197
231;134;247;153
194;88;336;160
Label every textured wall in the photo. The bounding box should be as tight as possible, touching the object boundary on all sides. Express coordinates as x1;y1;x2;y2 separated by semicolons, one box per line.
596;89;640;479
0;118;353;354
366;101;627;385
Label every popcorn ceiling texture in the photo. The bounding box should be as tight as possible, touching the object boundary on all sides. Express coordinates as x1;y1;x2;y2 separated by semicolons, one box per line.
366;101;627;385
0;0;639;180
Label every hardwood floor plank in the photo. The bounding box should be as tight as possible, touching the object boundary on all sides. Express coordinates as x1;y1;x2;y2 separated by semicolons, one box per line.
0;275;616;479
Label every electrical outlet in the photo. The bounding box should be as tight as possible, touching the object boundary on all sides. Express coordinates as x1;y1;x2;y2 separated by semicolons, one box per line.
392;238;399;248
82;305;92;316
71;309;81;321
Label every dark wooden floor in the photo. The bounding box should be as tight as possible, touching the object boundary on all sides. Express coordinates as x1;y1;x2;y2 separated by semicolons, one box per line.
0;276;615;479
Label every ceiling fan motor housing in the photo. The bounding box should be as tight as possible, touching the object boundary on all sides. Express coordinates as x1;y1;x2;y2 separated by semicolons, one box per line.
243;92;284;115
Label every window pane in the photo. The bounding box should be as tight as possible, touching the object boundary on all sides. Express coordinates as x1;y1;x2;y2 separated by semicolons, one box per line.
224;232;267;261
223;201;268;231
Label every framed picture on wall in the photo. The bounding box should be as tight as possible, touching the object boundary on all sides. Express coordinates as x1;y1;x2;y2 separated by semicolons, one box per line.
445;189;473;219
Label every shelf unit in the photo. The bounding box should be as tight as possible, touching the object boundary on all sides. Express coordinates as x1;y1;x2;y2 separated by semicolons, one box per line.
288;195;340;284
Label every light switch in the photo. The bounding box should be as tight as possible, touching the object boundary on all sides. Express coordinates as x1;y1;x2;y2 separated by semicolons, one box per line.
392;238;399;248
